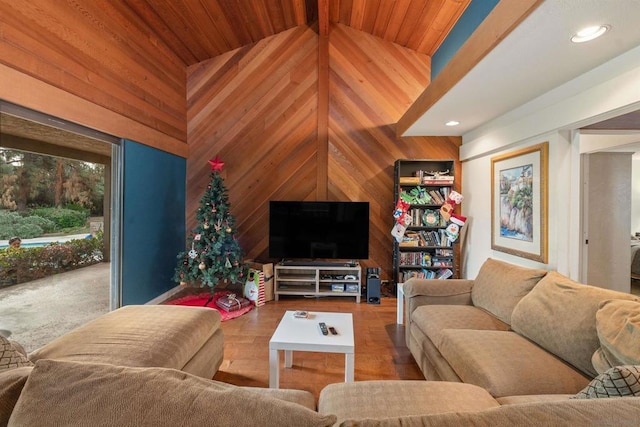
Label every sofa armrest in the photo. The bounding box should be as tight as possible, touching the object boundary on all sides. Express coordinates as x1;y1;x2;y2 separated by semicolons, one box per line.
403;278;474;300
403;278;474;342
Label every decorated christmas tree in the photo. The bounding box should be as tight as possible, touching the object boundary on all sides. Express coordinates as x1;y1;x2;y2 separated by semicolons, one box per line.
174;156;246;298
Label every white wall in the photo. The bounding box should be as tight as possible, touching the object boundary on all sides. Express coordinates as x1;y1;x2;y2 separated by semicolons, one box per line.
461;132;570;278
459;45;640;280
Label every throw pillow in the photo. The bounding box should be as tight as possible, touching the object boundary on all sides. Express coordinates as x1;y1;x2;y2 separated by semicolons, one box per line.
0;336;33;372
470;258;547;325
511;272;640;378
10;359;336;427
593;299;640;373
572;365;640;399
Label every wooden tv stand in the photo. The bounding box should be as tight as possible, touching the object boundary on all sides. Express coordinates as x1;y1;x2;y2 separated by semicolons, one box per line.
274;263;362;303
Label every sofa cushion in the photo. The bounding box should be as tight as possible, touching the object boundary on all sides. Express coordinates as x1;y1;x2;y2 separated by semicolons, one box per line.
338;397;640;427
318;380;499;426
28;305;221;372
471;258;547;325
438;329;590;397
592;299;640;373
572;365;640;399
511;271;640;377
9;360;336;427
1;337;32;372
0;366;32;426
411;305;509;347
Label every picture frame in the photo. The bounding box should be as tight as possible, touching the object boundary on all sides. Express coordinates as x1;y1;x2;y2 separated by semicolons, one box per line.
491;142;548;263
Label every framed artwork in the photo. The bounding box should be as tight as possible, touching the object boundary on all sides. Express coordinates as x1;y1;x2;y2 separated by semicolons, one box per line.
491;142;548;263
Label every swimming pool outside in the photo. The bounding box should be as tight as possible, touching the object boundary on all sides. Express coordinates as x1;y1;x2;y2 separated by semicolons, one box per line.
0;233;92;250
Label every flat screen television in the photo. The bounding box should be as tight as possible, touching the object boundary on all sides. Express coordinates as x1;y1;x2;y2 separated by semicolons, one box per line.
269;201;369;260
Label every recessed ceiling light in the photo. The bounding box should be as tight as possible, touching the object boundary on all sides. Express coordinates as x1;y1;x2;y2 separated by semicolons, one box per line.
571;25;610;43
445;120;460;126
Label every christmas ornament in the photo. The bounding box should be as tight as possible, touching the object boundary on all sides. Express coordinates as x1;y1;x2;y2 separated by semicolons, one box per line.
225;257;231;268
226;227;232;233
208;156;224;171
203;222;210;230
188;243;198;259
199;262;206;270
180;281;187;286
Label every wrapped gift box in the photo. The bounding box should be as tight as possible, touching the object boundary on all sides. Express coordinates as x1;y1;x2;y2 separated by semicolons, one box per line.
215;294;251;312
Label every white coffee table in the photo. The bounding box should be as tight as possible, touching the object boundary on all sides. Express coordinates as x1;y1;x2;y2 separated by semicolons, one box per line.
269;311;354;389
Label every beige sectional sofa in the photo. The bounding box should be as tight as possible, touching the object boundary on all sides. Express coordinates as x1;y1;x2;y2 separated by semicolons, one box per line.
404;258;640;396
3;260;640;426
316;258;640;425
1;304;321;426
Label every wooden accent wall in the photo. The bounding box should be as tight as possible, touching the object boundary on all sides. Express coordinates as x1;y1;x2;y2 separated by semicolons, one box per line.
187;23;460;281
0;0;187;156
186;26;319;259
328;24;460;278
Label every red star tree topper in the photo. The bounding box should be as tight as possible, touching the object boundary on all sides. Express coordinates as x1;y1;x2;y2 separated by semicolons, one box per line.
208;156;224;171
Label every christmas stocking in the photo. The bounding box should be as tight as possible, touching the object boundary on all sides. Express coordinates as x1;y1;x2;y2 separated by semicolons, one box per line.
445;214;467;243
391;195;412;243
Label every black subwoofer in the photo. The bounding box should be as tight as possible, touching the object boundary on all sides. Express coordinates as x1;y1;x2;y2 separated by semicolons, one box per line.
366;267;381;304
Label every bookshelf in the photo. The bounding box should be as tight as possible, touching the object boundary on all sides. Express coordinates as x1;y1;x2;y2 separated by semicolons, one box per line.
393;159;459;284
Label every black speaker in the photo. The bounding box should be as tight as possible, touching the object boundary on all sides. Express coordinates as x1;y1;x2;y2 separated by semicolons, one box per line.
367;277;381;304
366;267;380;278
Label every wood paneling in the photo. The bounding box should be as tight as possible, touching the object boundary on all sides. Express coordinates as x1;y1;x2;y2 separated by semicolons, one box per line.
107;1;468;64
330;0;471;55
328;23;460;279
186;26;319;262
0;0;187;153
112;0;310;65
187;24;460;281
0;1;468;157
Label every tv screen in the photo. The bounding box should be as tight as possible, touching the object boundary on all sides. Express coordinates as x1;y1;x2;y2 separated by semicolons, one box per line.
269;201;369;260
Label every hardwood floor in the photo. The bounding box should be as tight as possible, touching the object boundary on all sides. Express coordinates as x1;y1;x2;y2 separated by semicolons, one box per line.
208;294;424;400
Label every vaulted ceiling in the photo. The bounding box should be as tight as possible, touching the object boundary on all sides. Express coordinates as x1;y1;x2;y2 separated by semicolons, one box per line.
1;1;470;160
109;0;470;66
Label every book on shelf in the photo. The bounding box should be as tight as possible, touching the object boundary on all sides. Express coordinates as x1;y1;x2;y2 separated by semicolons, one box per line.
399;177;421;185
399;252;432;267
400;231;420;246
436;268;454;280
428;190;445;205
435;248;454;257
422;176;454;185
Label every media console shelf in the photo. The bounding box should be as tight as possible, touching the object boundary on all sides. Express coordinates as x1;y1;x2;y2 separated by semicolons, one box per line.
274;263;362;303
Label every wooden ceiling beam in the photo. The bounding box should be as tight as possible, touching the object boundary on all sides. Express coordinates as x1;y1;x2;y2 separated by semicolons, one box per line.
317;0;329;199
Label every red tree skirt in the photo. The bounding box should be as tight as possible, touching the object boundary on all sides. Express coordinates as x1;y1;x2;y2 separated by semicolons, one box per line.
166;291;253;321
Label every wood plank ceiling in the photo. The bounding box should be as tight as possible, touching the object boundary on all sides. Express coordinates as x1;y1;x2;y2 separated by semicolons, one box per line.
112;0;469;66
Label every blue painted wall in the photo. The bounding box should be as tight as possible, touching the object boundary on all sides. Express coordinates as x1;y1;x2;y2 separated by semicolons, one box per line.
431;0;500;79
121;140;185;305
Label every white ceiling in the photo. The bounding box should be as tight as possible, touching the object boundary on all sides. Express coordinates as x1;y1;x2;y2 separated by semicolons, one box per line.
402;0;640;137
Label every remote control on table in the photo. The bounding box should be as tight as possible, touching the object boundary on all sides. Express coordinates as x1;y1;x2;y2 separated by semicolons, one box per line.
319;322;328;335
328;326;337;335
